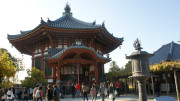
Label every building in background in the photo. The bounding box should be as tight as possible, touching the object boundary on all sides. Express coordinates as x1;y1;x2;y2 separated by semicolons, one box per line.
149;41;180;93
149;41;180;65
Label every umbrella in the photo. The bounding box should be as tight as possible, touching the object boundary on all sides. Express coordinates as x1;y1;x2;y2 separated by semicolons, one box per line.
56;80;62;84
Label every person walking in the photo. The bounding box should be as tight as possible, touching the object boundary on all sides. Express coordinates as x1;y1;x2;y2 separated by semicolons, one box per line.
1;88;6;101
71;83;76;98
46;84;53;101
99;83;106;101
109;82;115;101
7;87;14;101
115;81;121;97
33;85;39;101
29;88;33;100
35;86;40;101
75;83;81;97
81;83;89;101
23;87;29;101
53;84;61;101
37;87;43;101
154;78;160;97
90;85;96;101
0;88;2;101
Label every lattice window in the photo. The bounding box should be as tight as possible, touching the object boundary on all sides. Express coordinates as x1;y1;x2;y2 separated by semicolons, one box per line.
35;59;41;70
45;61;51;76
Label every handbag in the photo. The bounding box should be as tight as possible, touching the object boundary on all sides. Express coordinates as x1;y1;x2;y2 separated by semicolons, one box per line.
109;94;113;99
104;88;107;95
115;90;117;95
1;94;6;99
8;95;11;97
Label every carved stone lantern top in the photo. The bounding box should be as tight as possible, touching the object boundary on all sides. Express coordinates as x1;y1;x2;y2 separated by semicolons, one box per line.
126;39;153;59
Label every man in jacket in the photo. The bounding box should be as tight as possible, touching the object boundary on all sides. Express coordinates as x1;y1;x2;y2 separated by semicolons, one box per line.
99;83;106;101
75;83;81;97
115;81;121;97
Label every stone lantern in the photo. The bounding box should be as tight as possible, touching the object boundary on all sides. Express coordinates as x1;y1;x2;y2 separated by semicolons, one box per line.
126;39;153;101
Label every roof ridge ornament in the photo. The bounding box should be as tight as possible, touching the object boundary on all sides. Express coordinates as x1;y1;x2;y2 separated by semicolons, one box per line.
63;3;72;16
65;3;71;13
41;17;46;25
47;17;51;23
93;20;96;25
102;21;105;27
133;38;143;51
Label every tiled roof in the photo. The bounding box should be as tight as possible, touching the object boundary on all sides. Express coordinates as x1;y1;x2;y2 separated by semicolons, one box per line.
149;41;180;65
7;4;123;47
47;48;63;56
7;5;104;39
45;14;102;29
47;44;109;60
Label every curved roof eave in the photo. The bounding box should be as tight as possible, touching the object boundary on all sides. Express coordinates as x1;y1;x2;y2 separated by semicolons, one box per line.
102;26;124;43
47;44;109;61
7;24;42;39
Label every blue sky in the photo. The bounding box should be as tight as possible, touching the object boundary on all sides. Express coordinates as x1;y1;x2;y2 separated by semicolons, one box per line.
0;0;180;80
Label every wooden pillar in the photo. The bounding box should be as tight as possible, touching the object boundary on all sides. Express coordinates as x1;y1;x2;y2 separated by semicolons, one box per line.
102;64;104;75
40;57;45;73
174;70;180;101
165;74;169;96
151;77;155;98
53;67;56;83
94;63;98;83
125;79;127;96
57;62;60;81
32;56;34;67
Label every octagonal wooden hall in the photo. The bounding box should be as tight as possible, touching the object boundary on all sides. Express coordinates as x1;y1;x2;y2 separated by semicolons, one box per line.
7;4;123;84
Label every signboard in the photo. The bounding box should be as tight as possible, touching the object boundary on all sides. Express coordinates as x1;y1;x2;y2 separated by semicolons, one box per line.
48;79;53;83
161;83;170;91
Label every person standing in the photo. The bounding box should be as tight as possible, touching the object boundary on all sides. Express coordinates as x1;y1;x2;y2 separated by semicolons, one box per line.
23;87;29;101
62;84;66;97
81;83;89;101
109;82;115;101
90;85;96;101
99;83;105;101
7;87;14;101
37;87;43;101
35;86;40;101
71;83;76;98
29;88;33;100
0;88;2;101
33;85;39;101
75;83;81;97
54;84;61;101
154;78;160;97
1;88;6;101
115;81;121;97
94;82;99;98
46;84;53;101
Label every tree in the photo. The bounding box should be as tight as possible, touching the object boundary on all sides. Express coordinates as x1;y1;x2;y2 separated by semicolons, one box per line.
106;61;120;80
150;61;180;73
121;61;132;76
21;67;48;88
0;48;20;87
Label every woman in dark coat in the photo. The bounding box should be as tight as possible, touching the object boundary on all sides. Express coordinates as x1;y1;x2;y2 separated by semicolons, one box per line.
71;83;76;98
46;84;53;101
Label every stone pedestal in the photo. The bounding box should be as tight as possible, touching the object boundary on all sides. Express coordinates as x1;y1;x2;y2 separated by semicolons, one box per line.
138;80;147;101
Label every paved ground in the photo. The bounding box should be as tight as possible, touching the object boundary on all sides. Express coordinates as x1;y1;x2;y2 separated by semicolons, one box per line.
14;94;177;101
15;95;154;101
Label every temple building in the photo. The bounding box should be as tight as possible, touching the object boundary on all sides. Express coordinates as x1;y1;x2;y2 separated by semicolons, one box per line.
7;4;123;84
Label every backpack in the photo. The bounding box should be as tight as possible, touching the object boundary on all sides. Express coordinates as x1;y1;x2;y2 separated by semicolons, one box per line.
35;90;40;98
